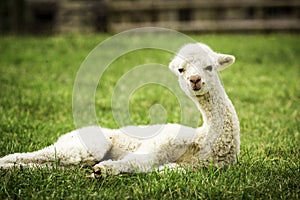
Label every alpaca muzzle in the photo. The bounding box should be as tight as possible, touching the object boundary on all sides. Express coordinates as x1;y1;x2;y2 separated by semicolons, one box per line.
189;75;202;91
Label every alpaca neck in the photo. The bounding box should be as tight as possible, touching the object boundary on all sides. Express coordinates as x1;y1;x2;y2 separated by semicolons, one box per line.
193;86;239;144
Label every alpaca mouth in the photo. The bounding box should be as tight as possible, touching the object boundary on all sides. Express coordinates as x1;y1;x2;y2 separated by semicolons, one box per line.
192;87;201;91
191;84;201;91
190;82;202;91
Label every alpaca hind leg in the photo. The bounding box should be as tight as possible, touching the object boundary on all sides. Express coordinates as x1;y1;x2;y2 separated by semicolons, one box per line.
0;145;57;168
0;126;113;168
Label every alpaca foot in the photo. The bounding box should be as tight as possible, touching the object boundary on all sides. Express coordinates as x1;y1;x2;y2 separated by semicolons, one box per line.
94;164;108;178
87;163;119;178
86;165;105;178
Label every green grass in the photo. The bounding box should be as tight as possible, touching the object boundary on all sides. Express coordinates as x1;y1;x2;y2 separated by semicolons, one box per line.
0;33;299;199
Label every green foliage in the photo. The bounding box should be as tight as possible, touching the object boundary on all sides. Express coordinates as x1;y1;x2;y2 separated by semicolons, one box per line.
0;34;299;199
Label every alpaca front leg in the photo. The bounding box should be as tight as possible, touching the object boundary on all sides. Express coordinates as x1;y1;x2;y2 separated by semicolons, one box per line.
90;153;162;178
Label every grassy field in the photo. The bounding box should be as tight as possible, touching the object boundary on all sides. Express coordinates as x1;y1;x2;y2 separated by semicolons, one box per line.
0;33;299;199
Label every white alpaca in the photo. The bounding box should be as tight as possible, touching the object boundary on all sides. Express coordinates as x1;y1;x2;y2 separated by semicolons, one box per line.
0;43;240;177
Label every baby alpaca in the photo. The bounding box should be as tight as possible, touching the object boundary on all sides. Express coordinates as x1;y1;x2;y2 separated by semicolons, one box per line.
0;43;240;177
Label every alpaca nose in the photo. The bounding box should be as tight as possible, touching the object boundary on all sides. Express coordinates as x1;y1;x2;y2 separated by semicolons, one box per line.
189;75;202;91
189;75;201;84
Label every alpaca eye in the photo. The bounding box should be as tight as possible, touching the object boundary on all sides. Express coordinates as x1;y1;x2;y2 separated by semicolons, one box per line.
178;68;185;73
204;65;213;72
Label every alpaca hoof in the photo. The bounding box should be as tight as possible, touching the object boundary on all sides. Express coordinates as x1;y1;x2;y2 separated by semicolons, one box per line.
94;165;105;178
87;164;107;178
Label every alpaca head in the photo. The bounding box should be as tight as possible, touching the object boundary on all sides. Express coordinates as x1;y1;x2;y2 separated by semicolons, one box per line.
169;43;235;97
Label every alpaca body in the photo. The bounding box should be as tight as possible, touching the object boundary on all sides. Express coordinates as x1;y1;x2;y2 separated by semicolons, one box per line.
0;124;201;170
0;43;240;177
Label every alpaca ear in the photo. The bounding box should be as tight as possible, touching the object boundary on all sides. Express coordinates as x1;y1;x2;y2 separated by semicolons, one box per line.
169;59;180;76
217;54;235;71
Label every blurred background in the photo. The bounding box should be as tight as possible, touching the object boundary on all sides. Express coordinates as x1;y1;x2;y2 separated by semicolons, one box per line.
0;0;299;34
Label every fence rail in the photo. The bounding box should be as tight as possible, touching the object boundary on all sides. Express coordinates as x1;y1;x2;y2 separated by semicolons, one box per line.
108;0;300;10
107;0;300;33
0;0;299;34
109;19;300;33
